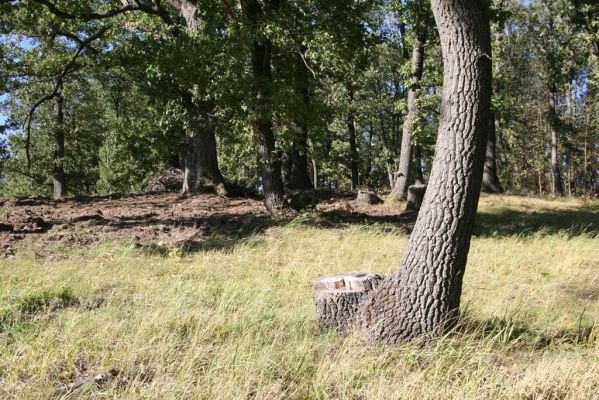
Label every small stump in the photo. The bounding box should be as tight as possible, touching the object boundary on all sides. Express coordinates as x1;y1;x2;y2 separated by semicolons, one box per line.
356;190;382;205
405;184;427;213
312;272;384;332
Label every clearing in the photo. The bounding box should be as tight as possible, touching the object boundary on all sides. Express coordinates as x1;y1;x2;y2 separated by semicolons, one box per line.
0;194;598;399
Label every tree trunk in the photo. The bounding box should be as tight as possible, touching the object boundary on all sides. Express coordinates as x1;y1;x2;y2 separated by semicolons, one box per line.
548;85;564;197
289;47;313;190
52;75;66;200
356;0;492;342
413;144;425;185
482;28;505;193
347;86;359;191
405;184;427;214
242;0;285;215
180;92;226;195
390;31;426;200
311;157;318;189
481;110;504;193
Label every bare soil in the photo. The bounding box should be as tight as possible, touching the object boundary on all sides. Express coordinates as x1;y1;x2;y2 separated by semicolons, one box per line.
0;192;410;258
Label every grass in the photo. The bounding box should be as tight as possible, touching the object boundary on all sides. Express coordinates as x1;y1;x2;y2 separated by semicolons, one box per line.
0;195;598;399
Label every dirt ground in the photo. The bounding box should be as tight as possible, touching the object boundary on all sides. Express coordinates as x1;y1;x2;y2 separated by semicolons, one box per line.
0;192;410;258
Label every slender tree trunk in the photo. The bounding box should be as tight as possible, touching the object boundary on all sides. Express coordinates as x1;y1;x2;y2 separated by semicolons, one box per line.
347;86;359;191
357;0;492;342
365;124;373;181
548;85;564;197
52;75;66;200
413;144;424;185
481;110;504;192
482;28;505;193
242;0;285;214
390;31;426;200
180;92;226;195
289;46;313;190
311;157;318;189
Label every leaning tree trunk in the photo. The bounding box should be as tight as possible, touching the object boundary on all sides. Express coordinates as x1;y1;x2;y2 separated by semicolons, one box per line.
390;32;426;200
548;85;564;197
481;110;504;193
52;75;66;200
355;0;492;343
180;93;226;196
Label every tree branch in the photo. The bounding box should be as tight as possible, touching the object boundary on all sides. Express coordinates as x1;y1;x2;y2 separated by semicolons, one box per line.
24;26;109;169
32;0;141;21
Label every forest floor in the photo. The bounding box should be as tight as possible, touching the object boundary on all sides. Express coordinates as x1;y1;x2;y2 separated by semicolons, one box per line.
0;193;598;398
0;192;414;259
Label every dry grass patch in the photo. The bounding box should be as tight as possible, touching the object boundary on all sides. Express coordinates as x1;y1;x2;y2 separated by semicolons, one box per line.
0;195;597;399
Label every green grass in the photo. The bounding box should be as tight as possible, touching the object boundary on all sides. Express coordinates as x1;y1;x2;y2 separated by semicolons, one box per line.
0;195;598;399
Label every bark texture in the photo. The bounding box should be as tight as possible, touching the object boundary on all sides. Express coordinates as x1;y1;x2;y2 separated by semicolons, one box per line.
390;31;426;200
548;85;564;197
355;0;492;343
52;75;66;200
180;93;226;195
313;272;384;332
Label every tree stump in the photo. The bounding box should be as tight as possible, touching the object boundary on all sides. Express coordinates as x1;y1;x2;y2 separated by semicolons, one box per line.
405;184;427;213
312;272;384;332
356;190;382;205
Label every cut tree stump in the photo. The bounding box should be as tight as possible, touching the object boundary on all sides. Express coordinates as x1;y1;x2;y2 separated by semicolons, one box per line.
312;272;384;332
356;190;382;205
405;184;427;213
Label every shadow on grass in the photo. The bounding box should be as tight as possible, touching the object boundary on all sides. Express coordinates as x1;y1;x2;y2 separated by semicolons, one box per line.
474;206;599;238
120;212;283;256
296;205;599;239
455;314;596;349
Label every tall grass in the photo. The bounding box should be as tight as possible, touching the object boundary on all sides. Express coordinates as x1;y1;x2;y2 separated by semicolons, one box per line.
0;196;597;399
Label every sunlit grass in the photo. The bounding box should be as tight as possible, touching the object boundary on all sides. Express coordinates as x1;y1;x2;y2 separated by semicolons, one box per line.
0;195;598;399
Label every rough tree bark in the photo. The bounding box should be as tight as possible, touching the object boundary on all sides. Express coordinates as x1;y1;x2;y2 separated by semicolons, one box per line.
347;85;359;191
390;30;426;200
355;0;492;342
180;93;226;195
52;75;67;200
242;0;285;215
313;272;384;332
548;84;564;197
